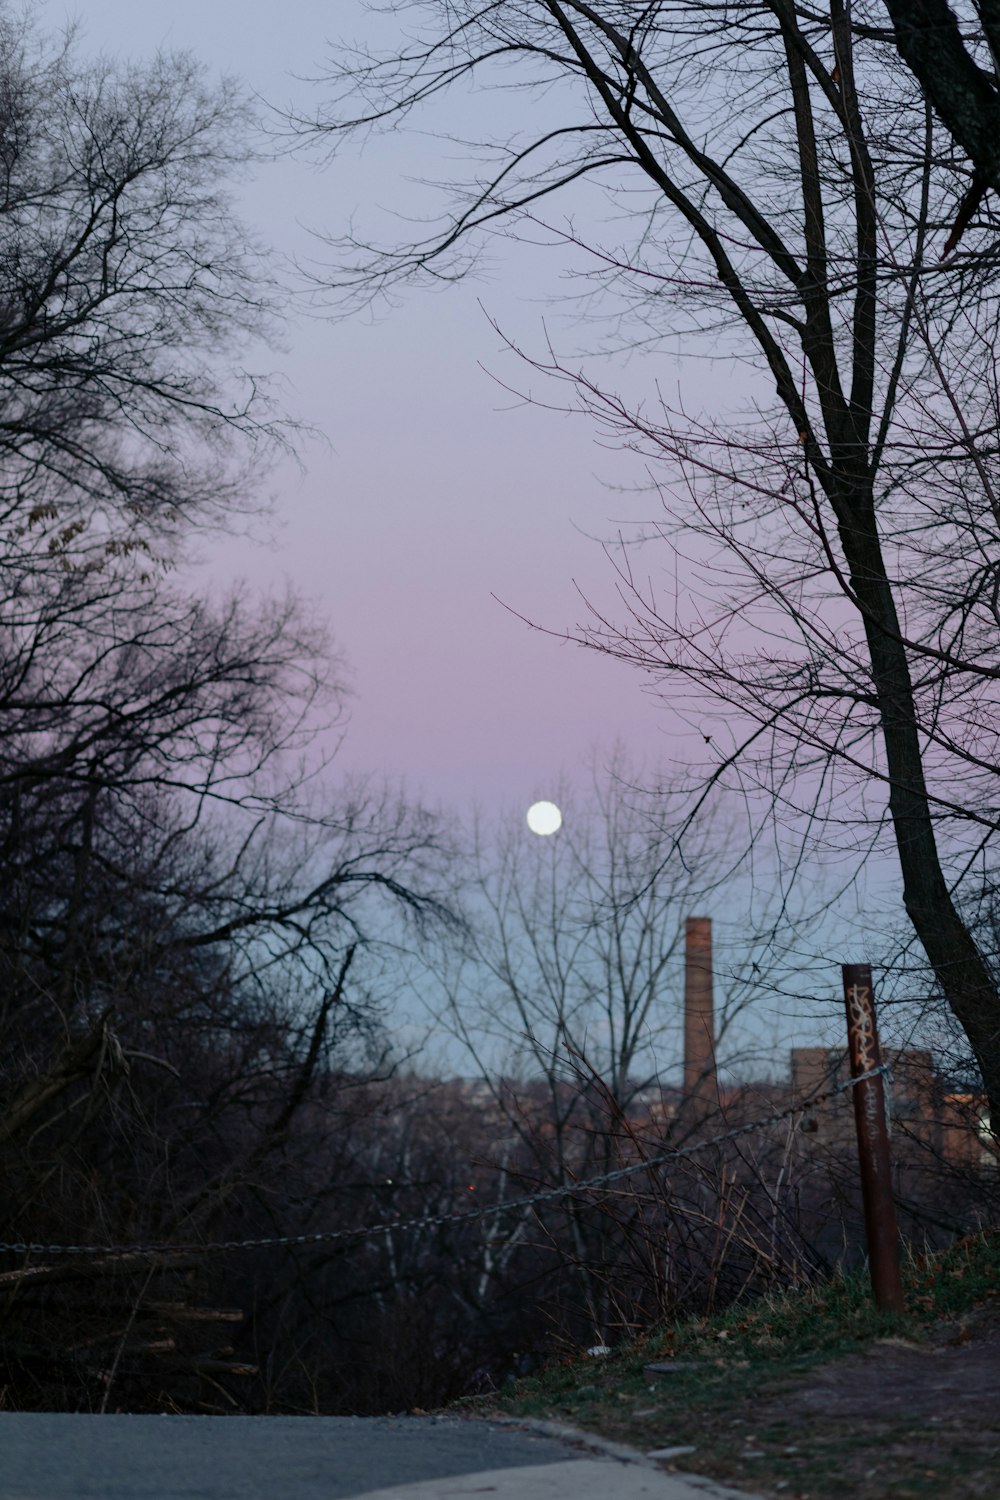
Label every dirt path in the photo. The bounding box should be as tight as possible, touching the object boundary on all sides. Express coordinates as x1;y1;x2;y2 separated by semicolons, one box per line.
670;1306;1000;1499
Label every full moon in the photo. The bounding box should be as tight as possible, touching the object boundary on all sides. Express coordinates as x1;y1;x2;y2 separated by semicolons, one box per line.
526;800;563;836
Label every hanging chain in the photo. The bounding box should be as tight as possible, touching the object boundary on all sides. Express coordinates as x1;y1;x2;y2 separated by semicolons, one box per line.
0;1066;887;1261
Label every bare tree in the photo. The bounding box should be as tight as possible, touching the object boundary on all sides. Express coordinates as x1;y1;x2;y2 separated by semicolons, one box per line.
437;762;749;1103
421;758;771;1344
0;13;458;1410
299;0;1000;1123
0;534;456;1408
883;0;1000;215
0;11;284;560
0;556;450;1169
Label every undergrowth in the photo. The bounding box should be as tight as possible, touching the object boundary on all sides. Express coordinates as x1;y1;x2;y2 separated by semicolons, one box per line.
643;1224;1000;1365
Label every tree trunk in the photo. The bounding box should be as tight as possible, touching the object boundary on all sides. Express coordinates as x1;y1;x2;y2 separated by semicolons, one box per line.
835;482;1000;1127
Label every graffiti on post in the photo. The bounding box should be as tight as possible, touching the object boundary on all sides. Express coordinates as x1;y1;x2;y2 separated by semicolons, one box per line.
841;964;904;1313
846;979;878;1073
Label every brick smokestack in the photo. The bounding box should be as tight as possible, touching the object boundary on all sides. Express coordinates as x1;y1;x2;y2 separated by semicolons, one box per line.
683;916;717;1105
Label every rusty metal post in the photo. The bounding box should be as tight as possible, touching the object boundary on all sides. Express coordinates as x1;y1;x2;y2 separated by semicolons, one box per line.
842;964;905;1313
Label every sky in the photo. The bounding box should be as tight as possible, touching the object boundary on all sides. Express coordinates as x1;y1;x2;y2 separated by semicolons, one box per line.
54;0;908;1067
65;0;694;817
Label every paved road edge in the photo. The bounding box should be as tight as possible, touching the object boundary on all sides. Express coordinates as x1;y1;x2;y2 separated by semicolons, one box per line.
484;1415;762;1499
350;1457;761;1500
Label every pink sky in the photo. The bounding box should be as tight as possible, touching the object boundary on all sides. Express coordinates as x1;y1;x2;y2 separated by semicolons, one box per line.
64;0;701;815
45;0;912;1070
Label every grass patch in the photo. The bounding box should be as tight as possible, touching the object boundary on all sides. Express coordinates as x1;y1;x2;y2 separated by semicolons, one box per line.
473;1228;1000;1499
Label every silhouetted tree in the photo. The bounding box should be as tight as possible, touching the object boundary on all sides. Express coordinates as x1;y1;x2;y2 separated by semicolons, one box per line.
0;14;454;1411
0;11;283;562
884;0;1000;219
299;0;1000;1125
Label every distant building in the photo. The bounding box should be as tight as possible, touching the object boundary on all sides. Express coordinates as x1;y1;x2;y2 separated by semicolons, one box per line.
789;1046;992;1166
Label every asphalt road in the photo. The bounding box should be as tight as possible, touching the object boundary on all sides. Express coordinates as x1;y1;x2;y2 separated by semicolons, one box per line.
0;1413;755;1500
0;1413;568;1499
